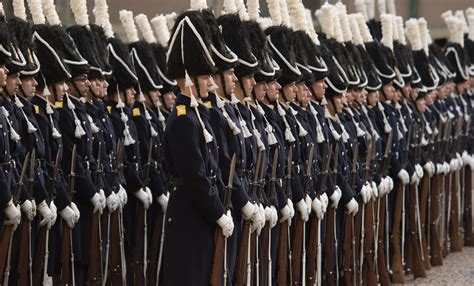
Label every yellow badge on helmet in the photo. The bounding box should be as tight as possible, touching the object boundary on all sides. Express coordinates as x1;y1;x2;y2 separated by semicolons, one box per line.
132;107;141;117
34;105;40;114
176;105;186;116
54;101;63;109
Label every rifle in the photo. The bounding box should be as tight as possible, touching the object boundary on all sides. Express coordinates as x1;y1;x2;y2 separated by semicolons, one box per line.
59;145;77;286
133;137;154;285
441;119;453;257
291;145;314;285
449;117;464;252
0;153;30;284
307;145;331;286
391;126;413;283
325;143;340;286
462;116;473;246
210;154;237;286
107;139;125;286
343;144;358;286
277;146;293;286
261;148;279;286
405;120;426;279
235;150;264;286
377;131;393;286
33;149;61;285
252;151;267;286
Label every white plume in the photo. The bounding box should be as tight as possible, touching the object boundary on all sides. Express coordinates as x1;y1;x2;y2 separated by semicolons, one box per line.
70;0;89;26
441;10;453;20
444;15;464;46
151;15;171;47
405;18;422;51
417;17;429;54
279;0;291;27
467;7;474;17
248;0;260;21
377;0;386;17
392;15;399;41
387;0;396;15
316;3;335;39
380;14;393;49
223;0;237;14
468;14;474;41
305;8;320;45
267;0;282;26
235;0;249;21
258;16;273;30
354;0;368;21
357;13;373;42
190;0;207;10
366;0;375;20
455;10;469;34
333;5;344;43
13;0;27;21
26;0;46;24
349;14;364;46
94;0;114;38
42;0;61;25
166;12;178;31
336;2;352;42
119;10;139;43
396;16;406;45
135;14;157;44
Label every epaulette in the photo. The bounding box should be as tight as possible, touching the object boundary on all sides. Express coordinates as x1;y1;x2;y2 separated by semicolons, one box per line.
55;101;63;109
107;106;112;113
34;105;40;114
176;105;186;116
204;101;212;109
132;107;141;117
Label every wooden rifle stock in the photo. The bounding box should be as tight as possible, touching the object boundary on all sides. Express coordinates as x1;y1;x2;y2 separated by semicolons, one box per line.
377;196;391;286
148;209;164;286
261;223;270;286
430;174;443;266
390;181;405;283
59;221;73;285
132;204;146;285
292;215;304;284
18;217;31;286
235;219;251;286
277;220;288;286
89;211;103;285
325;207;336;286
33;225;48;285
306;212;319;284
342;213;353;286
464;168;473;246
362;200;377;286
450;170;463;251
407;184;426;278
420;174;431;270
108;210;124;285
210;228;225;286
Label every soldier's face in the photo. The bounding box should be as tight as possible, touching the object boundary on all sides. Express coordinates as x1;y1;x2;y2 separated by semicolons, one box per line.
53;82;66;102
332;95;344;113
401;84;412;98
162;91;176;110
100;79;109;97
354;89;366;104
367;90;378;106
195;75;212;98
71;74;90;97
223;69;237;95
296;82;309;106
5;73;21;96
266;80;280;101
416;98;427;112
89;79;102;97
344;90;354;103
148;90;161;106
382;83;395;100
393;89;402;102
241;75;256;97
20;76;38;99
282;82;297;102
125;87;136;105
0;65;8;86
311;79;326;100
254;82;268;102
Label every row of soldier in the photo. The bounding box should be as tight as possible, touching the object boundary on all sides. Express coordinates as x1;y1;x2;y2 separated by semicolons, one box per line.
0;0;473;285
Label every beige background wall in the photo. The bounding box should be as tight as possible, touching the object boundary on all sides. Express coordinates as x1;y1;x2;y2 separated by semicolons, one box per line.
2;0;474;40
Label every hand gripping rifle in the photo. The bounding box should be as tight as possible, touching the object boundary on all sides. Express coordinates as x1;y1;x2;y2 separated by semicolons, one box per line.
261;148;279;286
277;146;293;286
90;142;104;285
17;149;36;286
60;145;77;286
33;149;61;285
377;131;393;286
292;145;314;285
0;153;30;284
325;143;340;286
210;154;237;286
133;138;154;285
307;144;331;286
235;150;263;286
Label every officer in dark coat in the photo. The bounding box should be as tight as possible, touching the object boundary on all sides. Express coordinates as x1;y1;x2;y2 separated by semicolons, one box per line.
163;10;234;285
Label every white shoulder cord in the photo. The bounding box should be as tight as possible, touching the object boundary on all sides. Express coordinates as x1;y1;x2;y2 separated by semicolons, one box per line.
14;96;37;133
276;101;296;143
256;101;277;146
287;104;308;137
45;101;62;138
0;106;21;142
377;101;392;133
246;102;265;150
66;94;86;138
361;104;381;141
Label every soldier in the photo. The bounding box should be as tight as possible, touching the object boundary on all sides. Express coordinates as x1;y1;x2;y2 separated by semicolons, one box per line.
163;9;234;285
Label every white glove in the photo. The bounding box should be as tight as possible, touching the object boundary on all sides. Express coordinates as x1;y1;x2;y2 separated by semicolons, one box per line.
106;193;119;212
31;199;37;218
145;187;153;205
312;197;324;220
436;163;444;174
157;193;169;213
410;172;419;185
4;203;21;229
250;204;264;233
450;158;459;172
305;194;312;215
70;202;80;223
90;193;102;214
456;153;463;168
398;169;410;185
469;155;474;170
258;204;266;233
320;193;329;213
378;179;386;197
360;184;370;204
264;206;272;221
443;162;450;175
370;181;378;200
59;206;76;229
296;199;309;222
49;201;57;226
424;162;434;177
386;177;394;193
269;206;278;228
287;198;295;219
346;198;359;216
462;151;470;166
134;188;151;209
99;189;106;211
330;186;342;208
119;184;128;207
21;200;35;221
415;164;424;178
216;211;234;238
279;205;291;223
37;200;52;227
241;201;256;220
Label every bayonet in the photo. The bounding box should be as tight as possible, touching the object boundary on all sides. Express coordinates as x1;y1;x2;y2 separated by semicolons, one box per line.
14;152;31;204
223;154;237;210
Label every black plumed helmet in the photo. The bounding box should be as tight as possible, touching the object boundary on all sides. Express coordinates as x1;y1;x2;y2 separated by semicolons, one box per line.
0;12;10;66
218;13;258;78
89;24;113;78
413;50;437;91
129;40;163;93
167;10;217;79
365;41;396;85
67;25;102;80
445;42;469;83
152;43;177;94
7;17;39;77
201;9;238;73
292;31;328;82
107;36;138;92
